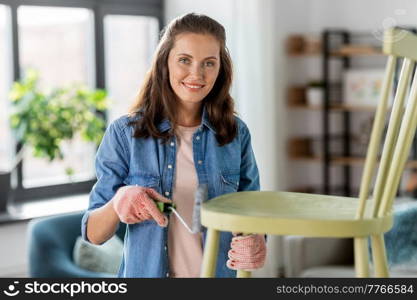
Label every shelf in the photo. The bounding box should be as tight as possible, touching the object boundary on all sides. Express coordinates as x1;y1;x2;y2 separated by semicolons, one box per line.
288;103;377;112
332;156;366;166
333;157;417;168
291;155;417;169
288;51;321;57
330;45;384;57
289;155;322;163
330;50;384;57
288;45;383;57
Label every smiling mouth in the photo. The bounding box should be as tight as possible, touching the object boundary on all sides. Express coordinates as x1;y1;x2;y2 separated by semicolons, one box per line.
182;82;205;90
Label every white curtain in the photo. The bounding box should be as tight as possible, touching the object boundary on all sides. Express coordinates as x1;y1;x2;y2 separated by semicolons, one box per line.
231;0;284;278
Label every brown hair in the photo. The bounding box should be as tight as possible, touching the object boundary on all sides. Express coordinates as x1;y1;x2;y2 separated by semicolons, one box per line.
127;12;237;146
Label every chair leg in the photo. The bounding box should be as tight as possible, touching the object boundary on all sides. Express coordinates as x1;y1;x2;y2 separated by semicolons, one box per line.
201;228;220;278
371;234;389;277
237;270;252;278
354;237;370;277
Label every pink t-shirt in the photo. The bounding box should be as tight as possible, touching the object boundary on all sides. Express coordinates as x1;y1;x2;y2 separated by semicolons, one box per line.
168;124;203;277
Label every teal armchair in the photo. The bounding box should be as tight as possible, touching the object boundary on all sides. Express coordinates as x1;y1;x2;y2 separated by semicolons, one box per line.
27;211;126;278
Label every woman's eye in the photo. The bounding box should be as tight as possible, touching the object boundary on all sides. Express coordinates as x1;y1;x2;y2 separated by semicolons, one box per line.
205;61;215;67
179;57;190;64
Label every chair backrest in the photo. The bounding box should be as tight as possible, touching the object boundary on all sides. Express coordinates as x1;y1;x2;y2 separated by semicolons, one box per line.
357;28;417;220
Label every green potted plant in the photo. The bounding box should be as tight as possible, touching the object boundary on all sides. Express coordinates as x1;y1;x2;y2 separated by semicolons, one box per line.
0;69;109;213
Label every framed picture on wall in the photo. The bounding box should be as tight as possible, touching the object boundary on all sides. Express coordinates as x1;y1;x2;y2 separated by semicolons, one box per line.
343;69;388;107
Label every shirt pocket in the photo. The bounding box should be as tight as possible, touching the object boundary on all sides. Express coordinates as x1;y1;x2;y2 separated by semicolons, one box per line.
220;171;240;195
125;172;160;191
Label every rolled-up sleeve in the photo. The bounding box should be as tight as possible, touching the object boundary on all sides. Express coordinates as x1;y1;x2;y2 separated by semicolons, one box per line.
237;121;260;192
81;119;130;242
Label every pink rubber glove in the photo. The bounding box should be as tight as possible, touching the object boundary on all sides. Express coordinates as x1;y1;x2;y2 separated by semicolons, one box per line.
226;234;266;271
112;186;172;226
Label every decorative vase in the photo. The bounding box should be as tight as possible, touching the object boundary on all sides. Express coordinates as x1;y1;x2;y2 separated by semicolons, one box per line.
306;87;324;106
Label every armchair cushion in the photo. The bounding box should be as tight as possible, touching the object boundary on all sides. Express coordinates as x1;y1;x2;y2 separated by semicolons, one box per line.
73;235;123;275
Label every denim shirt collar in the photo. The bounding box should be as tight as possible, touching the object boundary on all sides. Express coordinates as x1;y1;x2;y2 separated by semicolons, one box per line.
157;104;216;134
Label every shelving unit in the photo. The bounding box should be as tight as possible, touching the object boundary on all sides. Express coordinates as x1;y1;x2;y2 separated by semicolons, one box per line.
322;29;368;196
286;28;417;197
286;32;327;194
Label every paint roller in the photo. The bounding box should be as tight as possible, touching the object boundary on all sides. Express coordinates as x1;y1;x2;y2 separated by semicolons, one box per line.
167;183;207;234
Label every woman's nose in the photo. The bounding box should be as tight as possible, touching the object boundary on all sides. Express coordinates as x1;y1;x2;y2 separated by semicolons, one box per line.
189;63;204;78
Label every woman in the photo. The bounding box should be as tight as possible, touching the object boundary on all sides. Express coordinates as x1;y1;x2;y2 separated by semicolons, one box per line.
81;13;266;278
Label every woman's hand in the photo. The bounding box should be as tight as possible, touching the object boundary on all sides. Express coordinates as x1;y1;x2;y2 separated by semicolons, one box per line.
112;185;172;226
226;234;266;271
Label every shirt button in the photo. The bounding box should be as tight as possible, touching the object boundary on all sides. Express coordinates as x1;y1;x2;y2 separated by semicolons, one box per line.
170;142;174;146
165;191;170;196
168;164;172;169
166;272;170;277
198;160;203;165
164;246;167;251
196;136;200;140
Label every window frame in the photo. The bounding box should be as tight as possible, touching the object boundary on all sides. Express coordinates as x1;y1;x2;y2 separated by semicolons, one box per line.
0;0;163;203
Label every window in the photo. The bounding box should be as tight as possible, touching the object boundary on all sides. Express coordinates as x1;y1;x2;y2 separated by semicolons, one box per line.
104;15;159;123
0;0;163;204
17;6;95;187
0;4;12;171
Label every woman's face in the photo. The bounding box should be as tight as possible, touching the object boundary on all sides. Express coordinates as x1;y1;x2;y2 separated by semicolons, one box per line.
168;33;221;105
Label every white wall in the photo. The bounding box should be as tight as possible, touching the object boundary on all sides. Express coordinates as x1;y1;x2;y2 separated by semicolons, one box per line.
309;0;417;32
164;0;236;54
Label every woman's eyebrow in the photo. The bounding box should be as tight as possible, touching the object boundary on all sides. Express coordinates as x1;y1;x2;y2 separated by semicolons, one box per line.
177;53;218;60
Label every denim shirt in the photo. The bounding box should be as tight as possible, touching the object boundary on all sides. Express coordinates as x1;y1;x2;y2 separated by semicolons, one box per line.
81;107;260;278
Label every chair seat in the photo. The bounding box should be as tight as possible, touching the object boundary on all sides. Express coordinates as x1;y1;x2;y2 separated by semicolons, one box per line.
201;191;393;237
